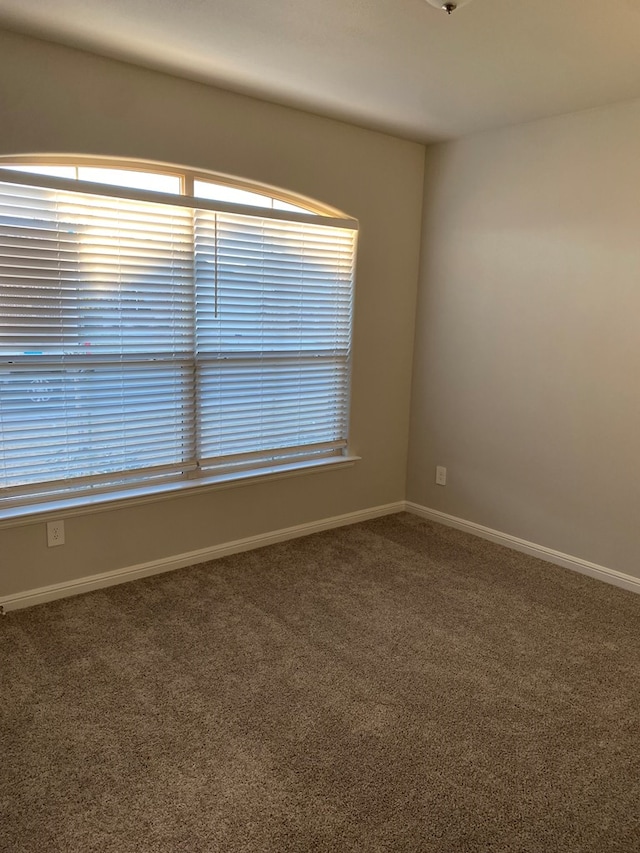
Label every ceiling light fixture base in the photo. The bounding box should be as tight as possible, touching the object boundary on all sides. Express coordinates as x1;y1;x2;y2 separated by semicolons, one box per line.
424;0;473;13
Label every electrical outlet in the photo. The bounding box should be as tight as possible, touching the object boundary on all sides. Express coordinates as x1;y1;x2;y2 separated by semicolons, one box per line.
435;466;447;486
47;520;65;547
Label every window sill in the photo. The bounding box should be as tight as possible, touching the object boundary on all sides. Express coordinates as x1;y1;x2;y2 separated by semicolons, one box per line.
0;455;361;529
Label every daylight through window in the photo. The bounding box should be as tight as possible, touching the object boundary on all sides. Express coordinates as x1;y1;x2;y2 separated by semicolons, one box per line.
0;160;357;509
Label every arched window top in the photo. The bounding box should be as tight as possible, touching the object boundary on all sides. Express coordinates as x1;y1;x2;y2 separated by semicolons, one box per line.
0;155;347;219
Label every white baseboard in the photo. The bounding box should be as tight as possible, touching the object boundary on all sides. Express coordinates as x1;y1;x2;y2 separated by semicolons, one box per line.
405;502;640;596
6;500;637;613
0;501;405;613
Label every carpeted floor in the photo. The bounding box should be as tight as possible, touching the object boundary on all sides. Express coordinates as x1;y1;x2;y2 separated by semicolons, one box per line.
2;512;639;852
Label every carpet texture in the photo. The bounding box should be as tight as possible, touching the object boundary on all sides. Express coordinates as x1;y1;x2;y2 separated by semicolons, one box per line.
2;512;639;852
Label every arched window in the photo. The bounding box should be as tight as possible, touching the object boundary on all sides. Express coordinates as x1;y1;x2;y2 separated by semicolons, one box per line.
0;158;357;511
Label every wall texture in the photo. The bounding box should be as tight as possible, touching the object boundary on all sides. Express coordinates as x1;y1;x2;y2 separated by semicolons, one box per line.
408;99;640;580
0;30;425;599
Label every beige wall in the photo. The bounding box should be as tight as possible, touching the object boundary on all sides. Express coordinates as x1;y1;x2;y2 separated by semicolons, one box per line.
408;99;640;580
0;30;425;598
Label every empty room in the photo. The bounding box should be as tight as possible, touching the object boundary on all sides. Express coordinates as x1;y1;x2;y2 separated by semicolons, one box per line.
1;1;639;850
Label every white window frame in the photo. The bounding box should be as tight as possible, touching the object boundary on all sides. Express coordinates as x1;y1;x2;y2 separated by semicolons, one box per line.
0;157;359;522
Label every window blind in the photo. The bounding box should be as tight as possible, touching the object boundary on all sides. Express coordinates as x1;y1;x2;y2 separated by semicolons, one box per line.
194;210;354;470
0;172;356;505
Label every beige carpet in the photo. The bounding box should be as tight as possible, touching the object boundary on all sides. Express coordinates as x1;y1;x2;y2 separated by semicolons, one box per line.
2;512;639;852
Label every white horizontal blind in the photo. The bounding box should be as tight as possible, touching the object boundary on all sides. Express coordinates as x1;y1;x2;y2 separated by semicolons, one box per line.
0;180;195;499
194;211;355;470
0;171;356;505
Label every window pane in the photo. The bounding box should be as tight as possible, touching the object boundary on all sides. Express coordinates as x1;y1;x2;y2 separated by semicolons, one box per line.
194;180;272;209
195;211;354;356
77;168;180;194
0;364;193;488
0;182;193;358
273;199;310;213
198;358;349;461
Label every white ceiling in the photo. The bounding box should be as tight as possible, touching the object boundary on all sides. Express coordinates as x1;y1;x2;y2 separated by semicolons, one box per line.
2;0;640;142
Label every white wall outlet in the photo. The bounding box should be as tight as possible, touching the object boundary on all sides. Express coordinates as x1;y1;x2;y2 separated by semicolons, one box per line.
47;520;65;547
435;465;447;486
